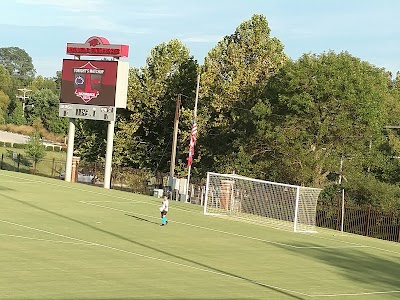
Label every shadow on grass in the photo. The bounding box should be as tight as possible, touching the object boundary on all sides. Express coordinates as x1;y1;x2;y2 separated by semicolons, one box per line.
0;298;265;300
273;241;400;294
0;192;305;300
125;213;160;225
0;186;14;191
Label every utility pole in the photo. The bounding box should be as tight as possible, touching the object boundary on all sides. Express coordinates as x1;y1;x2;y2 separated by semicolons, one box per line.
169;94;181;178
17;88;32;115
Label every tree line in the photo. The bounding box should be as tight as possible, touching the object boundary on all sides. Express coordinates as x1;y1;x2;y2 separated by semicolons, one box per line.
2;14;400;211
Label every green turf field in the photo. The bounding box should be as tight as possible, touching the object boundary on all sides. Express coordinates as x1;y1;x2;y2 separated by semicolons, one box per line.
1;170;400;300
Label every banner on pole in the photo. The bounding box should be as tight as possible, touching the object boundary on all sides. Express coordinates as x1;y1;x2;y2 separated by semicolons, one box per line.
187;120;198;166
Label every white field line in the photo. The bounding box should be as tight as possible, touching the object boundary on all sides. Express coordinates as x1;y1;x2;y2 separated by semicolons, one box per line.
210;213;400;255
310;290;400;297
77;200;134;203
80;201;367;250
0;219;309;298
2;212;398;298
0;172;198;214
3;233;399;300
300;232;400;256
2;173;399;297
1;172;398;254
0;171;376;251
0;233;90;246
0;181;37;183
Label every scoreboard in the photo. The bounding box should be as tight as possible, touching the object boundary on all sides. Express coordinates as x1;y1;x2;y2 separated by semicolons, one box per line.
59;104;116;121
59;59;128;121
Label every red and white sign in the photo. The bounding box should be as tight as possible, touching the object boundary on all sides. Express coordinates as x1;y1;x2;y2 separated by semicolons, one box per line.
66;36;129;58
73;61;104;103
60;59;128;107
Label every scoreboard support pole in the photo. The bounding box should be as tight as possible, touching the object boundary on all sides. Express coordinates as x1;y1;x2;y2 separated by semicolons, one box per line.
104;120;115;189
65;118;76;182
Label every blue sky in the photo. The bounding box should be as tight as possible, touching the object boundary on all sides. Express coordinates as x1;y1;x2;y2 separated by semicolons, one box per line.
1;0;399;78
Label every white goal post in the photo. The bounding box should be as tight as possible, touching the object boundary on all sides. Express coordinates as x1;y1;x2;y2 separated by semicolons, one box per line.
203;172;322;232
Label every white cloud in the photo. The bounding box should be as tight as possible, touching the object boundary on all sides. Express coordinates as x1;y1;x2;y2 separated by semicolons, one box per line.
16;0;104;12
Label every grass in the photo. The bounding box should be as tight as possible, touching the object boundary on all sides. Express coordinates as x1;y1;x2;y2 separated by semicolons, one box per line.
0;170;400;300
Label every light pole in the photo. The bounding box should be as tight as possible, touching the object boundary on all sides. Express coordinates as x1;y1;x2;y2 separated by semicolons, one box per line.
17;87;32;115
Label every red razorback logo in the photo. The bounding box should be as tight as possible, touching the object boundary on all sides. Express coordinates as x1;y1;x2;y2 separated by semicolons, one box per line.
88;38;100;47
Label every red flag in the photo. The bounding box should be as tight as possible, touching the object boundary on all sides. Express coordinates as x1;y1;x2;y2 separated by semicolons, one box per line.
187;120;197;166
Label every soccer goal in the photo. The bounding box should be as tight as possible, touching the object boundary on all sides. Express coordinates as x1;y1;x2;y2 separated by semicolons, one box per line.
203;172;322;232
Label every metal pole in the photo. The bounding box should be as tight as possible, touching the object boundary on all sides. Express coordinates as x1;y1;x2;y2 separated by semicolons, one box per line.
186;165;191;196
104;120;115;189
339;155;344;232
169;94;181;178
340;188;345;232
338;155;343;185
193;74;200;117
203;172;210;214
65;118;75;182
293;186;300;232
186;74;200;195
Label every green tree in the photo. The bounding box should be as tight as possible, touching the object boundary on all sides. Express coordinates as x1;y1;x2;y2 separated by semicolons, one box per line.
7;98;26;125
26;121;46;174
0;90;10;122
111;39;198;173
29;75;57;94
0;47;35;101
26;89;67;134
0;65;12;120
0;64;12;94
0;47;36;81
344;173;400;212
74;119;108;162
262;51;392;187
199;14;288;177
53;71;62;94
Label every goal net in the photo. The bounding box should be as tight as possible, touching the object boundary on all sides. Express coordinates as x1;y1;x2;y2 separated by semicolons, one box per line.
204;172;322;232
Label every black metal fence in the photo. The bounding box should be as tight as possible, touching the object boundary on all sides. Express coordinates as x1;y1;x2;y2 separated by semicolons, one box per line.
77;161;168;195
0;152;65;178
317;203;400;242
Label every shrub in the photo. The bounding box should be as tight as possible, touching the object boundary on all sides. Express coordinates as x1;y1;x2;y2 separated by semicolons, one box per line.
0;124;34;136
61;147;67;152
45;145;54;151
54;146;61;152
0;141;4;147
0;124;65;143
13;143;26;149
4;142;12;148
